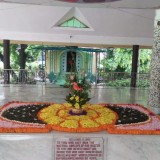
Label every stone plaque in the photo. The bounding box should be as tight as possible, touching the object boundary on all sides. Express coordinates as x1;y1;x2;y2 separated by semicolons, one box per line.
54;136;105;160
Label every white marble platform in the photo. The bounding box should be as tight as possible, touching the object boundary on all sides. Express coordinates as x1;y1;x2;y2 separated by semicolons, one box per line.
0;84;158;160
0;131;160;160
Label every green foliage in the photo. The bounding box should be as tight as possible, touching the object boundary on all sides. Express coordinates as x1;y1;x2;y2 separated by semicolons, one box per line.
106;79;149;88
0;44;3;52
136;80;149;88
66;91;90;108
101;48;132;72
25;45;41;63
139;49;152;73
100;48;151;73
106;79;130;87
0;44;42;70
10;44;19;69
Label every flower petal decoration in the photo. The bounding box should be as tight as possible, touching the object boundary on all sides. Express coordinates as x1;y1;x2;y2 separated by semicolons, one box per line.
38;103;117;132
0;102;160;134
0;101;51;133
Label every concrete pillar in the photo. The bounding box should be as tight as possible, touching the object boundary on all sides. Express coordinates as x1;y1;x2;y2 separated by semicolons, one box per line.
92;52;96;74
19;44;27;83
3;40;10;84
130;45;139;87
148;10;160;113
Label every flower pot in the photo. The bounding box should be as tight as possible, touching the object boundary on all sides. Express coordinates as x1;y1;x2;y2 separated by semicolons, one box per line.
71;108;83;114
69;108;87;116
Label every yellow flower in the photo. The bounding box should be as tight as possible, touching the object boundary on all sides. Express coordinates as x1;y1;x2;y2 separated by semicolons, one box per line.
95;116;112;125
81;104;89;108
88;104;102;109
43;116;64;125
63;103;72;108
74;103;80;109
70;96;74;100
80;119;99;128
58;110;69;117
38;103;117;132
60;120;78;128
67;115;89;120
75;96;80;102
87;110;98;118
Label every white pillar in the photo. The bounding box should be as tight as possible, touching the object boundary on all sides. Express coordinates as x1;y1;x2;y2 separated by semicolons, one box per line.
92;52;96;74
148;9;160;114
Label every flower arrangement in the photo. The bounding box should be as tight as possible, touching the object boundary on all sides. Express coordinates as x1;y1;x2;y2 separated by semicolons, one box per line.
1;101;160;134
65;74;91;114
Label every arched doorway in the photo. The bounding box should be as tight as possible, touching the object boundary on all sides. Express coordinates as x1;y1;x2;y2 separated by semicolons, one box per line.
60;50;83;73
66;51;76;72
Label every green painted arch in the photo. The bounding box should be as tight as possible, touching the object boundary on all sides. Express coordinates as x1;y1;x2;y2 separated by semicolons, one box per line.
59;49;86;74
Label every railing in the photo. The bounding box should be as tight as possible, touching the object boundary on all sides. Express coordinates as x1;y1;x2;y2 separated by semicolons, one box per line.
96;72;149;87
0;69;46;84
0;69;150;88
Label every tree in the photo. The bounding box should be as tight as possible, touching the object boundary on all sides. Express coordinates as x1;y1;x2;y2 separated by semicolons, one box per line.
10;44;19;69
0;44;42;70
139;49;151;73
11;44;41;69
100;48;151;73
0;44;42;83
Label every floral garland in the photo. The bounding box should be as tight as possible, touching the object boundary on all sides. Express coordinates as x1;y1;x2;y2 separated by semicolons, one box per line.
0;101;160;134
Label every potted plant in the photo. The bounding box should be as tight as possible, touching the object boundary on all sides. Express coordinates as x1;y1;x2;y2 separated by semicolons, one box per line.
65;73;91;115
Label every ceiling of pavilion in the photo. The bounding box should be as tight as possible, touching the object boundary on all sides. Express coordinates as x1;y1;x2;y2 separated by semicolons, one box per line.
0;0;160;9
0;0;160;47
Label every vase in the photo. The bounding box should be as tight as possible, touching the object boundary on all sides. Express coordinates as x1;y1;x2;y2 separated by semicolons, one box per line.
71;108;83;114
69;108;87;116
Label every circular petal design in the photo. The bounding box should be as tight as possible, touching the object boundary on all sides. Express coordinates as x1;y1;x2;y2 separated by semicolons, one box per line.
38;103;117;132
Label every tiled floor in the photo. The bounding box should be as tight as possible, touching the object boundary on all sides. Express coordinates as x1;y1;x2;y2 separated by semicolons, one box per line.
0;84;159;160
0;84;149;107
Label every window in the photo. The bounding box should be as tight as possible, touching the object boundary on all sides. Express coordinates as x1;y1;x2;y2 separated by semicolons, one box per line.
58;17;88;28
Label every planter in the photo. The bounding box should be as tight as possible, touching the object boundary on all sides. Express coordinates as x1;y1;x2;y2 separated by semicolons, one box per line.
69;108;87;116
72;108;83;114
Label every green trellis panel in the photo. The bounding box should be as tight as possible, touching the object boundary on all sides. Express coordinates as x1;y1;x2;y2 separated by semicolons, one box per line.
76;52;83;72
60;51;67;73
49;51;54;73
